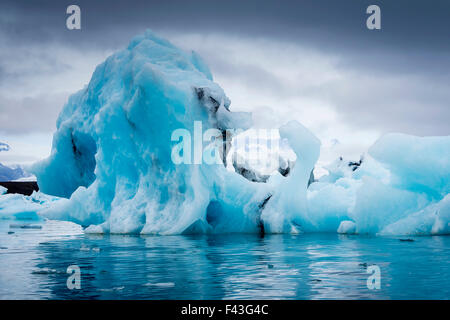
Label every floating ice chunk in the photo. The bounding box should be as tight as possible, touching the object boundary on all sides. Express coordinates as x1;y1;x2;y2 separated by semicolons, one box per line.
0;185;6;195
9;223;42;229
0;191;61;220
350;177;429;234
0;193;42;220
369;133;450;198
84;224;104;234
143;282;175;287
31;268;65;275
311;133;449;235
98;286;124;292
337;220;357;234
380;194;450;235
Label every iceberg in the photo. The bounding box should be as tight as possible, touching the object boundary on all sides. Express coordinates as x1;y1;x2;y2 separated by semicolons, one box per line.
0;191;60;220
368;133;450;199
32;31;265;234
24;30;449;236
311;134;450;235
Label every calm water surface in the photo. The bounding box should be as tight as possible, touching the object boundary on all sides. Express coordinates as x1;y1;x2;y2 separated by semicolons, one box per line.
0;219;449;299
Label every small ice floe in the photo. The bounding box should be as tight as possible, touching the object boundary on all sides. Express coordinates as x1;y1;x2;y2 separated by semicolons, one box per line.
9;223;42;229
359;263;368;268
98;286;124;292
80;245;101;252
143;282;175;288
337;221;357;234
80;245;90;251
31;268;65;275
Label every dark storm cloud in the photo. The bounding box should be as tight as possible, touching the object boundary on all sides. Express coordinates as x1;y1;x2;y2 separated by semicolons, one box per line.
1;0;449;80
0;0;449;137
2;0;450;52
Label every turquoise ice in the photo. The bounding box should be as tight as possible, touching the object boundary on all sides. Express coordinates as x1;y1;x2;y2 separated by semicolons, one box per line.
2;31;446;235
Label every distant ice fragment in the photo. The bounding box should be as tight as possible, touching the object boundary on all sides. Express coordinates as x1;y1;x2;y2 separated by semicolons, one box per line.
0;191;61;220
9;223;42;229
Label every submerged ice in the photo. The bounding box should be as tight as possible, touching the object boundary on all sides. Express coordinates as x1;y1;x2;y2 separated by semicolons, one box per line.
2;30;446;236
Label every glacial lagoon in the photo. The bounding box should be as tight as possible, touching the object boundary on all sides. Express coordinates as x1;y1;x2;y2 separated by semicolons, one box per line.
1;219;449;300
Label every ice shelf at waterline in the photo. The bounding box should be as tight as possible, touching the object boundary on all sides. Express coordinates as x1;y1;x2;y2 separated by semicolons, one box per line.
1;30;449;236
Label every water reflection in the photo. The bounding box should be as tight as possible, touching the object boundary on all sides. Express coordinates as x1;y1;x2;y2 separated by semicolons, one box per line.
0;220;449;299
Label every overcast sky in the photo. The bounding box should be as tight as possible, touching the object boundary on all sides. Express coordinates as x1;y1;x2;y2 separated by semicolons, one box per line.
0;0;449;167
